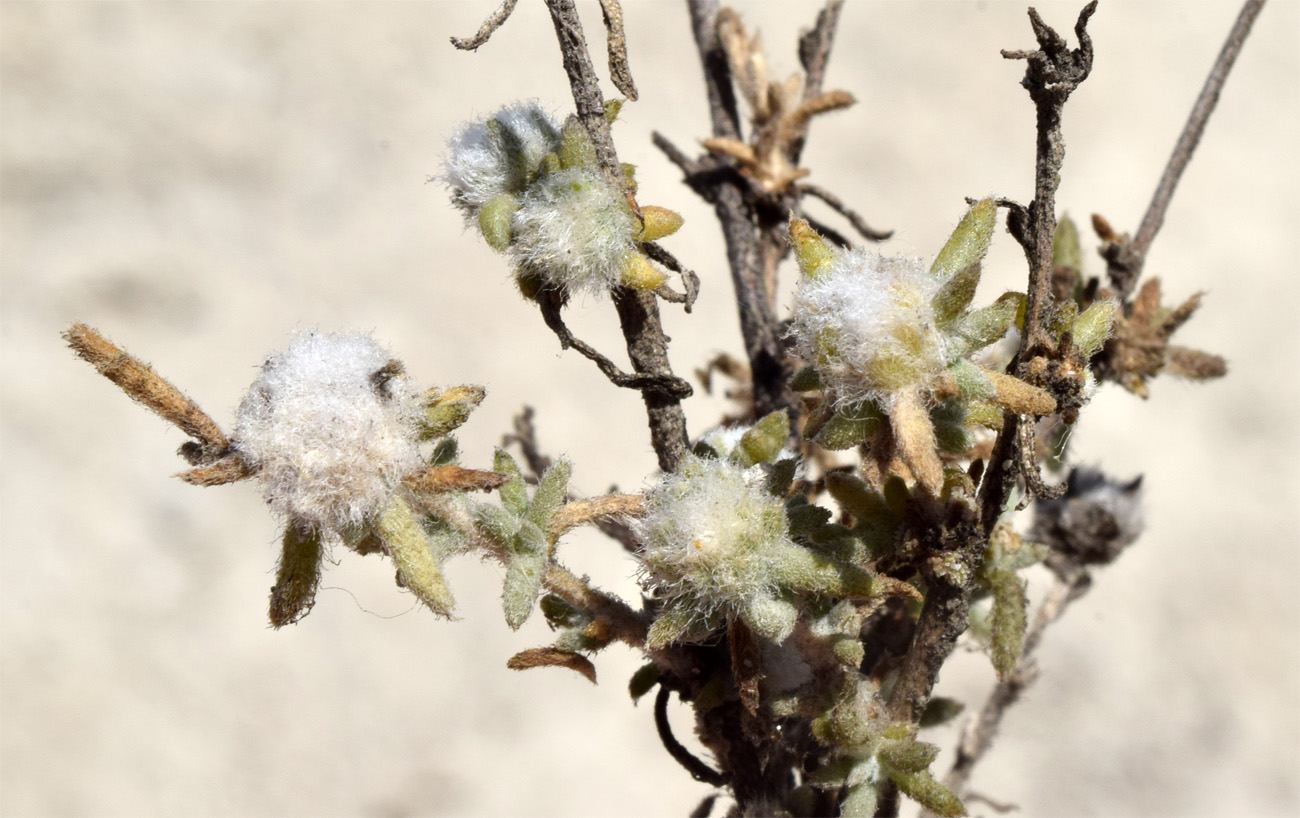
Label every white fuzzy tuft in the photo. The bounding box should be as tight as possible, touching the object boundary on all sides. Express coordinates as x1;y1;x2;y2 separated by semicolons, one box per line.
441;101;562;220
789;249;946;405
234;331;423;533
510;168;639;296
636;454;790;612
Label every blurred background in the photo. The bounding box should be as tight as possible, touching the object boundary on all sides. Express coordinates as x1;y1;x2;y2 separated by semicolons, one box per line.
2;2;1297;815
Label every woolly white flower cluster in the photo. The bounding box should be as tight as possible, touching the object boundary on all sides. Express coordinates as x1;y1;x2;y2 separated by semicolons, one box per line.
442;100;562;220
441;100;665;297
789;250;947;406
233;331;423;534
636;453;791;622
511;168;640;296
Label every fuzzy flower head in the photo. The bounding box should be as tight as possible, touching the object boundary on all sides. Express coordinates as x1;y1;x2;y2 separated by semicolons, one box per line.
440;99;683;298
512;167;642;296
441;100;562;221
783;203;1068;496
790;249;946;406
233;331;423;534
636;453;794;641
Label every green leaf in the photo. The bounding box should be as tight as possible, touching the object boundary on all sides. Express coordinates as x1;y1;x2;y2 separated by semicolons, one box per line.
646;601;702;649
832;635;865;668
767;543;875;599
493;449;528;516
628;663;661;703
840;781;881;818
490;116;536;189
1053;214;1082;275
789;364;823;392
475;502;520;545
790;218;835;279
1073;299;1118;358
503;550;547;629
428;438;459;466
815;401;885;451
931;399;972;454
268;524;323;628
951;292;1021;357
477;193;517;251
739;593;799;643
419;386;486;441
930;198;995;281
525;459;571;531
989;568;1027;681
806;756;856;788
888;769;966;817
539;594;587;630
878;737;939;773
919;697;965;728
738;410;790;466
931;258;982;329
514;519;548;558
558;115;597;169
765;457;798;498
947;359;994;400
422;516;466;563
785;498;836;546
826;471;894;529
375;496;455;617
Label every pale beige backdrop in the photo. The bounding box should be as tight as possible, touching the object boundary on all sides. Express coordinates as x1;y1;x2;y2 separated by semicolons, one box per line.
2;2;1297;816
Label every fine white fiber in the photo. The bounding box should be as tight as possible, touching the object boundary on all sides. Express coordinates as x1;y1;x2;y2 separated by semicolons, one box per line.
789;249;947;404
510;168;639;296
233;331;423;534
441;100;563;220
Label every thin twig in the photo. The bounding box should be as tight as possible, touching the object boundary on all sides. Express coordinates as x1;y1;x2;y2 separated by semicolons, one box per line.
643;242;701;312
1124;0;1266;293
652;131;701;177
450;0;520;51
598;0;638;101
543;0;692;472
796;182;893;241
655;687;728;786
544;0;621;187
1002;1;1097;353
884;559;976;725
536;290;692;399
897;0;1099;737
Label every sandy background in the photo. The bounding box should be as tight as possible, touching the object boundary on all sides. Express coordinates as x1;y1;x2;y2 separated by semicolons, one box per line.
2;1;1297;816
